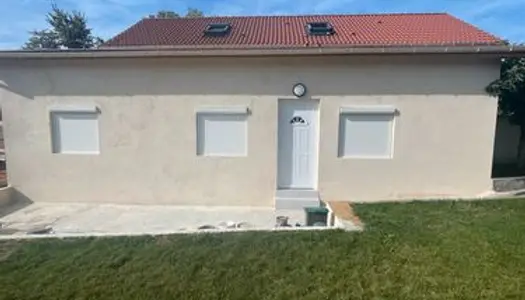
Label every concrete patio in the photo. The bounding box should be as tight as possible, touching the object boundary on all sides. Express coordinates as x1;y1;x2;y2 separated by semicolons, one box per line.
0;202;346;238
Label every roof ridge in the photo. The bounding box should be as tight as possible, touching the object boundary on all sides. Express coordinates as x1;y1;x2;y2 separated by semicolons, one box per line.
145;12;449;20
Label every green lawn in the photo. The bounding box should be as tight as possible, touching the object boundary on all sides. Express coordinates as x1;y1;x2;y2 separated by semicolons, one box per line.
1;199;525;300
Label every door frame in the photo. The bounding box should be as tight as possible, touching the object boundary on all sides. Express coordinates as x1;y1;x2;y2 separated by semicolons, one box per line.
276;98;320;190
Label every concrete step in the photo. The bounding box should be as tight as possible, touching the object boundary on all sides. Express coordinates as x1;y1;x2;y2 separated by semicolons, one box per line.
493;176;525;192
275;189;321;210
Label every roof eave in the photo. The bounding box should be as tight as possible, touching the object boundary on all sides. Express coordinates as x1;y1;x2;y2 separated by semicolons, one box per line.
0;45;523;59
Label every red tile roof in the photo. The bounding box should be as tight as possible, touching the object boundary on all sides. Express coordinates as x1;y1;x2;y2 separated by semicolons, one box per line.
103;13;502;49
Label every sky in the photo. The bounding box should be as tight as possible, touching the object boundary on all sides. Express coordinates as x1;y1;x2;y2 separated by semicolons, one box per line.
0;0;524;49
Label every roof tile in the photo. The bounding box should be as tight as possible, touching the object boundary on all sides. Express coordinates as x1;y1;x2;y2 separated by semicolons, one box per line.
103;13;502;49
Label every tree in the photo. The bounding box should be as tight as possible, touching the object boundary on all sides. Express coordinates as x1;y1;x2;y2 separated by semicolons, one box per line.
185;8;204;18
150;8;204;19
24;30;60;50
23;5;102;50
155;10;180;18
486;57;525;168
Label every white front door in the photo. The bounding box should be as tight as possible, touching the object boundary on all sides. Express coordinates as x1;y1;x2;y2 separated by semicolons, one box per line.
277;99;319;189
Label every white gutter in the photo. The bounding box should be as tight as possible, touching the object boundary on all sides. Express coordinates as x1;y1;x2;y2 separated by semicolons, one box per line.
0;45;523;59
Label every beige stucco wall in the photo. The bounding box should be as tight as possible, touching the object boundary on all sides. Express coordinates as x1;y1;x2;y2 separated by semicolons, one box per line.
0;54;499;205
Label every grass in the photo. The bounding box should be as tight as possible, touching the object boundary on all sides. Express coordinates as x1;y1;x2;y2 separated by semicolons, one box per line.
1;199;525;299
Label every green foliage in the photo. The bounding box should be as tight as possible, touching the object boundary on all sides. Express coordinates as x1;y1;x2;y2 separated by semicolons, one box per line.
23;30;59;50
23;5;103;50
150;8;204;19
185;8;205;18
486;56;525;167
1;199;525;299
155;10;180;18
486;57;525;125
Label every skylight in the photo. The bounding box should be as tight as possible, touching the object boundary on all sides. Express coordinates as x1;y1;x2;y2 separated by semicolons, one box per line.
306;22;335;36
204;23;231;36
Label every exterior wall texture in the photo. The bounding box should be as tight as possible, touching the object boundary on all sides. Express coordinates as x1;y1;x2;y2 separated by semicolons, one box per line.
0;55;500;205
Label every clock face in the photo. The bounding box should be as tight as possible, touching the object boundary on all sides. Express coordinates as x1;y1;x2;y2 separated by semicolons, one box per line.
293;84;306;97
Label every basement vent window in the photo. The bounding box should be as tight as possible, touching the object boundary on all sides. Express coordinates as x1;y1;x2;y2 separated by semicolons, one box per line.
306;22;335;36
204;23;231;36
